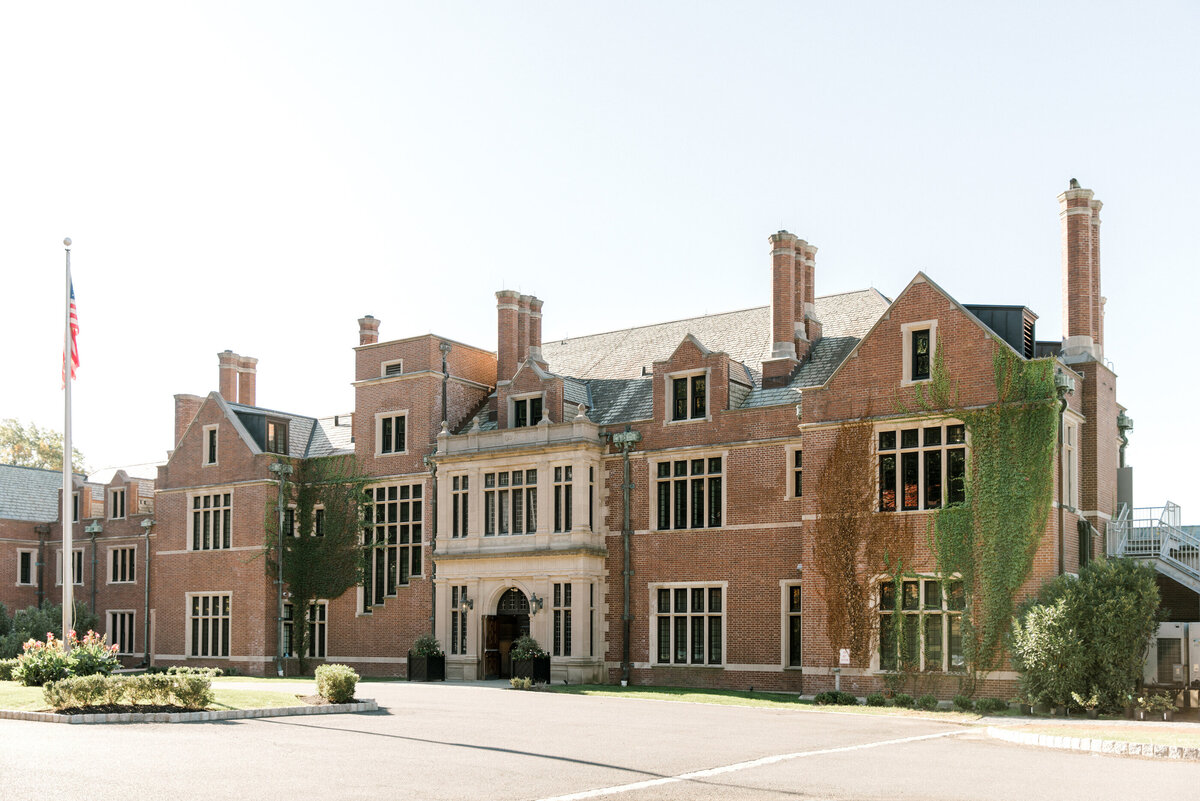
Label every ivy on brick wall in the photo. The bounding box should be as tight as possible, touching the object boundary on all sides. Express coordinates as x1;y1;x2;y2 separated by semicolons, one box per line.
909;344;1058;675
263;455;371;670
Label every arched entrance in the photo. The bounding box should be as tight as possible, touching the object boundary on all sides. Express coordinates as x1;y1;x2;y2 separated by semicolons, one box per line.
483;588;531;679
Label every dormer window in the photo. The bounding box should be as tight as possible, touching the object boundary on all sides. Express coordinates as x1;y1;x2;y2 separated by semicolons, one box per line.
670;372;707;422
513;395;543;428
265;419;288;454
109;488;126;520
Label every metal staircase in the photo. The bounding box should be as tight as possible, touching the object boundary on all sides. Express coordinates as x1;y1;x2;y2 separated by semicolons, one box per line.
1108;501;1200;589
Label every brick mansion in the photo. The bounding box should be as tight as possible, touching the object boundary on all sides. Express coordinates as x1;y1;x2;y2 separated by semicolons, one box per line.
5;181;1190;696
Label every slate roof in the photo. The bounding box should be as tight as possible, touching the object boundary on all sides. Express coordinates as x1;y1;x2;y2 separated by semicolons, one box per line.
0;464;75;522
309;415;355;457
538;289;891;422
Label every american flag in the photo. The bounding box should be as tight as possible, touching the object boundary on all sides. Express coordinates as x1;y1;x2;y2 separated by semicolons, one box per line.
62;281;78;386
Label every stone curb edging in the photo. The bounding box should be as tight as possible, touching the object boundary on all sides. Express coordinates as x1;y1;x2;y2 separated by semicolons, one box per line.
986;726;1200;761
0;700;378;724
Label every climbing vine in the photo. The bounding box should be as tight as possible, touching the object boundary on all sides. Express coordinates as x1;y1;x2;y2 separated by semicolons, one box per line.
812;421;916;668
264;454;371;671
906;343;1059;674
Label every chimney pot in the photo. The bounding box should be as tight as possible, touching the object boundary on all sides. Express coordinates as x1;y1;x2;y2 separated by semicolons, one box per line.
358;315;380;346
517;294;532;366
1058;181;1102;360
528;296;546;368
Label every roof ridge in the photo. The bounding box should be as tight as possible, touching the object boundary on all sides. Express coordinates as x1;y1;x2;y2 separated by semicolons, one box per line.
543;288;880;347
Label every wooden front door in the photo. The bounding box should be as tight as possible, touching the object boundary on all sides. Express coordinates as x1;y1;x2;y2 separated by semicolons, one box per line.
483;615;500;679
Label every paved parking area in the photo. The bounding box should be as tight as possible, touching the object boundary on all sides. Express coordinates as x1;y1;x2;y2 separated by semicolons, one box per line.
1;682;1198;800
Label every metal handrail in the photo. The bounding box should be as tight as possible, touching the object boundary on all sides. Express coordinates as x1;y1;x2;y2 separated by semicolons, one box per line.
1112;501;1199;585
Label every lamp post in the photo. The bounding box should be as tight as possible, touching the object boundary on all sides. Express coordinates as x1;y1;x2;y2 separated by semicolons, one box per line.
85;521;103;615
140;518;155;666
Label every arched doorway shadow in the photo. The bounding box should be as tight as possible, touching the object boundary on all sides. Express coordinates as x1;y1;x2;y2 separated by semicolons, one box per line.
483;587;530;679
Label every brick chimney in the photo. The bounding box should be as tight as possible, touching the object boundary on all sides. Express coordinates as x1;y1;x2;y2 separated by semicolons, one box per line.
517;294;532;365
799;242;821;346
358;315;380;346
1059;179;1103;361
496;290;521;384
218;350;239;401
762;231;800;385
528;296;547;368
237;356;258;407
174;394;204;448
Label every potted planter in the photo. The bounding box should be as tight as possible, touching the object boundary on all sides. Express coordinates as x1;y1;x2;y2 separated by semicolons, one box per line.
408;635;446;682
1086;708;1100;720
509;635;551;684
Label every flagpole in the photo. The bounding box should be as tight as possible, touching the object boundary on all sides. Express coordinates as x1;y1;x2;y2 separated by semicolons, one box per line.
62;237;74;649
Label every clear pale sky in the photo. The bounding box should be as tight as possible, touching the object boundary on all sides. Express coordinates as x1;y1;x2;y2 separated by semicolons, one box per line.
1;2;1196;515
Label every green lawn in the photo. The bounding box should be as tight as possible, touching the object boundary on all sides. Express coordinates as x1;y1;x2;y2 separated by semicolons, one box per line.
0;680;304;712
547;684;980;721
1002;723;1200;749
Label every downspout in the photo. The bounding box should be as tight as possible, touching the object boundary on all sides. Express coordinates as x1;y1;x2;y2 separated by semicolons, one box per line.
90;528;98;615
430;341;450;639
141;518;154;667
34;524;49;608
607;425;641;686
1054;369;1073;576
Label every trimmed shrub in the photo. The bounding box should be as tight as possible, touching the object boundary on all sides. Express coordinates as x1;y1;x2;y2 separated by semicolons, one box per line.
509;636;546;662
170;675;215;710
0;658;17;681
510;676;533;690
813;690;859;706
41;673;214;710
975;697;1008;715
316;663;359;703
411;635;444;657
891;693;914;708
128;674;172;705
865;692;887;707
915;694;939;711
953;695;975;712
166;666;223;677
1012;558;1159;709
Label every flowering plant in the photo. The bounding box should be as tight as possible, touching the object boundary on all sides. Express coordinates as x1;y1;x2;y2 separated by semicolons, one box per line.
1137;693;1177;713
11;630;120;687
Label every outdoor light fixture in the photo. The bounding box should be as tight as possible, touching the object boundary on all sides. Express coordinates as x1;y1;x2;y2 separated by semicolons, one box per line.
459;596;473;614
530;594;544;614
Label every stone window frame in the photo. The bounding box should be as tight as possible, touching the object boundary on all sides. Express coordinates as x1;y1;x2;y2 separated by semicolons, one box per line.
55;548;84;586
786;444;803;500
875;420;967;513
186;592;231;658
282;600;328;658
188;490;233;551
107;544;137;584
900;320;938;386
650;450;727;532
781;581;802;669
374;410;409;457
875;576;965;674
664;368;711;424
380;358;403;377
107;609;136;655
109;487;126;520
509;391;545;429
650;581;727;667
202;424;219;467
16;548;36;586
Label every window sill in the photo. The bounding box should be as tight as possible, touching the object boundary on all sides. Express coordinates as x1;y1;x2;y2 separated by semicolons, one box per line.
652;526;724;534
108;581;137;585
374;451;409;458
664;417;711;426
652;663;725;669
900;377;933;388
